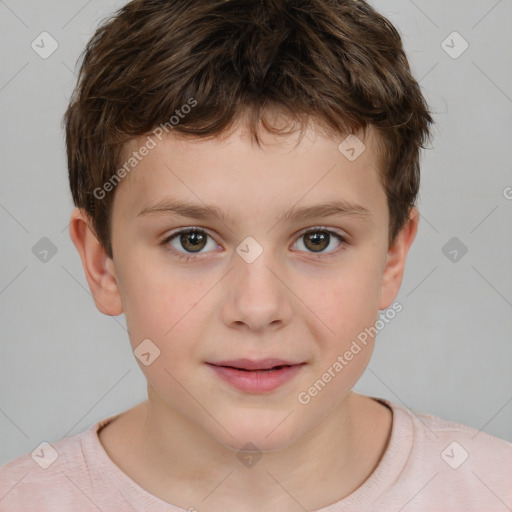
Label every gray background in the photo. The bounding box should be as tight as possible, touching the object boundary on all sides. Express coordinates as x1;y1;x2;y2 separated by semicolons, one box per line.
0;0;511;467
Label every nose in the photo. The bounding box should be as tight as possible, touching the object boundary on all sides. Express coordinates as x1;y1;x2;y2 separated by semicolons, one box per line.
221;247;293;333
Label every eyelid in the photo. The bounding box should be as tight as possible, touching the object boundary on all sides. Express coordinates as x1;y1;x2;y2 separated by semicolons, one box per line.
294;225;346;240
163;226;218;246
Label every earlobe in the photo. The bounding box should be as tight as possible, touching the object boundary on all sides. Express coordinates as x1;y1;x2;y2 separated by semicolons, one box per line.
68;207;123;316
378;207;419;310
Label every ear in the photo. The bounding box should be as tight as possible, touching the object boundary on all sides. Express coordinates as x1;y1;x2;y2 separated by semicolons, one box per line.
378;207;419;310
68;207;123;316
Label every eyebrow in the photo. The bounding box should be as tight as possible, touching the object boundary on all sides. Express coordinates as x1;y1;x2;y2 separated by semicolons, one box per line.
137;198;372;224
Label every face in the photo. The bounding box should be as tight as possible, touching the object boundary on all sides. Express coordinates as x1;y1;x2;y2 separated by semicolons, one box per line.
72;120;416;452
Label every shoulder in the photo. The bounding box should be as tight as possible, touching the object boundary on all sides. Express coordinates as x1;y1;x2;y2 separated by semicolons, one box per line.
381;399;512;511
409;405;512;461
0;421;108;511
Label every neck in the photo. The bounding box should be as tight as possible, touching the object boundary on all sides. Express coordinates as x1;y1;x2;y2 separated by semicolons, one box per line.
128;389;392;511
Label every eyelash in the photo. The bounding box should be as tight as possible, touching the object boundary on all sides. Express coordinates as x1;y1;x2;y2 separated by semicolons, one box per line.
161;226;348;262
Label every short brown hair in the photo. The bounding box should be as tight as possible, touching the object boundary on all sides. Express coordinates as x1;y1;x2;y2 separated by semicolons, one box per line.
64;0;434;259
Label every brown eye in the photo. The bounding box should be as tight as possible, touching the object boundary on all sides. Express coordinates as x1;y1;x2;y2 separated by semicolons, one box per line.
294;228;344;255
179;230;207;252
164;228;217;258
303;231;330;252
163;226;346;262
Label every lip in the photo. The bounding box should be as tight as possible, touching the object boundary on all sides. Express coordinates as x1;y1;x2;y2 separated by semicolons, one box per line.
206;359;306;393
208;358;301;370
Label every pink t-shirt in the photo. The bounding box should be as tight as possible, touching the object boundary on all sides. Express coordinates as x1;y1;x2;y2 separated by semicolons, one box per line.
1;397;511;511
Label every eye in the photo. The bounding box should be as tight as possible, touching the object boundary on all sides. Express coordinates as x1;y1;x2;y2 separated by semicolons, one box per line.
162;228;218;261
292;227;346;255
161;226;347;262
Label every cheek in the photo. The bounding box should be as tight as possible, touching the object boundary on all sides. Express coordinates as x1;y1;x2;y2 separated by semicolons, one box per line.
117;261;206;357
121;274;204;396
302;261;382;342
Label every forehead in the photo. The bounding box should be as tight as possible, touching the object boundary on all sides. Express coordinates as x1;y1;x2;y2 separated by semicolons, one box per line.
112;122;386;224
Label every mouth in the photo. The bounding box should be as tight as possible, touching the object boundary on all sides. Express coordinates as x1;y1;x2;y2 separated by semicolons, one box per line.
206;359;306;393
207;358;303;370
227;366;290;372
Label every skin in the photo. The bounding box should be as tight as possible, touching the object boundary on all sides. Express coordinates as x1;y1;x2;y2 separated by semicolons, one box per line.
69;118;418;511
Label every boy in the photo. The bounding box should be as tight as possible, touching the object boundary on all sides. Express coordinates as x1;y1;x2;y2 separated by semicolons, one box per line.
1;0;511;510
